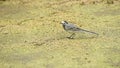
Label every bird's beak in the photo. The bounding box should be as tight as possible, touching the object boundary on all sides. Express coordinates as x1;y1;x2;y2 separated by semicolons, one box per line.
60;21;65;24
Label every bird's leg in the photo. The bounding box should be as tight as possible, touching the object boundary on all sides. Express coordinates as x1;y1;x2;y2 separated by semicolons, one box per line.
71;33;76;38
68;33;76;39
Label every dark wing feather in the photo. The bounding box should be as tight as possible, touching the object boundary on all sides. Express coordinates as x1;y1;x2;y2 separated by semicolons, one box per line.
65;23;80;31
65;23;99;35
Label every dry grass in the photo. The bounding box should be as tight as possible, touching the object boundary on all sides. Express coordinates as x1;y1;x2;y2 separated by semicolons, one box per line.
0;0;120;68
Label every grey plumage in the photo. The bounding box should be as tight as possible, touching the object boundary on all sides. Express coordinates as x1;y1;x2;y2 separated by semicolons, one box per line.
61;21;98;39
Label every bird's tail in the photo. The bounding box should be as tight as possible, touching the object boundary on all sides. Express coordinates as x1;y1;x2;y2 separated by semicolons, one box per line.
80;29;99;35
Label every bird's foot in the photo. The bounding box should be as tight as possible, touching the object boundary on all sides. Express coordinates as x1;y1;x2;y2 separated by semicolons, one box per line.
67;37;74;39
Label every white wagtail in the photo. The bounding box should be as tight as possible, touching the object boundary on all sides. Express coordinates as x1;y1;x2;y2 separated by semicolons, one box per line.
60;21;98;39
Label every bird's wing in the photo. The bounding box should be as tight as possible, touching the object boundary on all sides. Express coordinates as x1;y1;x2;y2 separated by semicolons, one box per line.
64;23;99;35
65;23;80;31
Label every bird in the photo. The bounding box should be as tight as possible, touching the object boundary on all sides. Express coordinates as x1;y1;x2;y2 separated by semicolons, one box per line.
60;21;99;39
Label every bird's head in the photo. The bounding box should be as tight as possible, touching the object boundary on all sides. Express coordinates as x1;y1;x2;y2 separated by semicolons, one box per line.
60;21;68;25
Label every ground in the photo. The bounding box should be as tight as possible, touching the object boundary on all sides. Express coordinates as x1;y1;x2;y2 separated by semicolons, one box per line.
0;0;120;68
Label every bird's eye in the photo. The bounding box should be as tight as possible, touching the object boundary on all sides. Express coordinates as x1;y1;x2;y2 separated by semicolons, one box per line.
64;21;68;24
